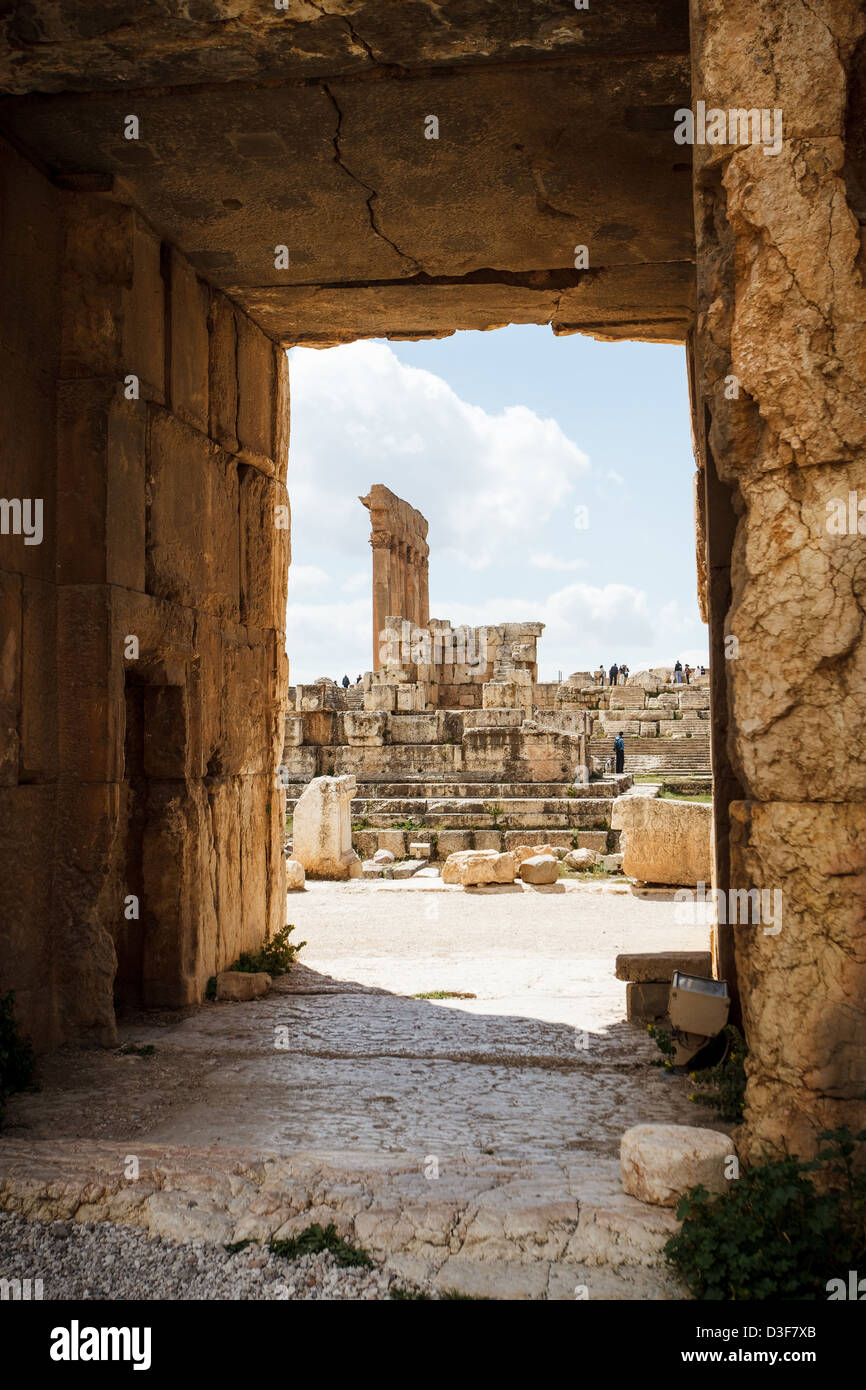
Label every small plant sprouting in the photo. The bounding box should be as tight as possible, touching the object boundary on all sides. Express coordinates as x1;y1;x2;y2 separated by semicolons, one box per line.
268;1222;373;1269
230;924;306;976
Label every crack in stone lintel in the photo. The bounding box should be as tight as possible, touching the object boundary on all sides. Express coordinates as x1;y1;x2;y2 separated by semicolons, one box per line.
320;80;422;274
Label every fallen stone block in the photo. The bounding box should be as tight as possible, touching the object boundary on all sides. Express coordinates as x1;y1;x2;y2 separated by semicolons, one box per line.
390;858;429;879
626;981;670;1024
601;853;624;872
409;841;431;857
216;971;271;1002
441;850;517;886
511;842;560;864
285;858;305;891
615;950;713;983
373;848;395;864
564;847;599;870
518;854;559;885
620;1124;732;1207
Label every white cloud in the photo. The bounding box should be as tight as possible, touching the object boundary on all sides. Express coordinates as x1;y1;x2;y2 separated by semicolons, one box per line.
530;552;589;572
287;564;329;591
341;570;369;594
287;341;590;572
285;598;371;685
436;582;707;681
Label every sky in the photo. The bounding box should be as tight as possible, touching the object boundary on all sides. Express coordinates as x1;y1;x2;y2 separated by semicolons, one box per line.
284;326;709;685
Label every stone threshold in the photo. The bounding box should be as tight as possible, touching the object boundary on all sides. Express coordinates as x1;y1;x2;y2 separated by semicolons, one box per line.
0;1139;684;1301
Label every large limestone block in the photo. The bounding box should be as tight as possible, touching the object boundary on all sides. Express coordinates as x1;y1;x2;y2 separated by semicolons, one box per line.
615;951;712;983
620;1125;731;1207
611;795;712;886
608;688;646;708
518;854;558;884
216;971;271;1002
292;775;362;880
565;847;599;870
512;843;560;865
441;850;516;886
343;711;387;746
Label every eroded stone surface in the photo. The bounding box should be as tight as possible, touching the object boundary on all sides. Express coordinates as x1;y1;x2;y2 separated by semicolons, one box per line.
292;775;362;880
611;796;712;886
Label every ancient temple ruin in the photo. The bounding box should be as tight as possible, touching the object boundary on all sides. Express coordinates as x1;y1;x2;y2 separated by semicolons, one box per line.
360;485;429;669
0;0;864;1169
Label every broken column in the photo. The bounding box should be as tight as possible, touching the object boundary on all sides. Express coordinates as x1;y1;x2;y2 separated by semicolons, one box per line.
360;485;429;669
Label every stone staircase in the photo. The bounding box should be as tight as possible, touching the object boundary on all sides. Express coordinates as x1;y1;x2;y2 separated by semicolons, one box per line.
590;735;711;775
284;774;633;861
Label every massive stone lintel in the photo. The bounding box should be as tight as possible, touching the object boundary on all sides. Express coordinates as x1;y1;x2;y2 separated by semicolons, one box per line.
360;486;429;670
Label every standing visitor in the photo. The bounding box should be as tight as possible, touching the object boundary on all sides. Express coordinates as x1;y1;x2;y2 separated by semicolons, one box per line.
674;659;683;685
341;674;350;689
684;663;692;684
609;662;619;687
614;731;625;774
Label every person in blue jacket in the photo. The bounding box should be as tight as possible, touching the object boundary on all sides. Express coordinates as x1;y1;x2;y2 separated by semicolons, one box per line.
613;731;625;774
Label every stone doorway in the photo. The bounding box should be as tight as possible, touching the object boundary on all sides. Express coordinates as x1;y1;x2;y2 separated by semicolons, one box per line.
0;0;863;1173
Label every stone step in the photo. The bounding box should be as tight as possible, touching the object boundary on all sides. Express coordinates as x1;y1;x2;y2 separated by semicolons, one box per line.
356;809;612;830
285;797;615;831
337;826;623;860
283;777;629;801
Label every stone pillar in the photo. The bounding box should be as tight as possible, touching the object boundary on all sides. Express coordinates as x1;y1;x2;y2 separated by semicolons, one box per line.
370;529;392;667
360;485;430;669
691;0;866;1156
405;544;418;624
418;556;430;627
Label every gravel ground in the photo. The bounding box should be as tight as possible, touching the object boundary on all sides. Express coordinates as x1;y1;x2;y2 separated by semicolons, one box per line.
0;1212;433;1301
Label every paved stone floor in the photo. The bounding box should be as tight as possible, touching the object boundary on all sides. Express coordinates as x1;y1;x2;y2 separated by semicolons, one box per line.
1;879;724;1298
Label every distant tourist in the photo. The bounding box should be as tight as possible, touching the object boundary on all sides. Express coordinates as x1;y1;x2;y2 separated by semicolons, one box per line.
356;674;362;684
614;731;625;774
597;661;605;686
609;662;619;687
341;674;350;689
674;659;683;685
684;663;692;684
620;663;629;682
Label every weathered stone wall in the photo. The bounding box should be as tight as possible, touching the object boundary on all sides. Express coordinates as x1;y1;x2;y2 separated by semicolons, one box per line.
0;139;290;1045
0;139;63;1049
690;0;866;1156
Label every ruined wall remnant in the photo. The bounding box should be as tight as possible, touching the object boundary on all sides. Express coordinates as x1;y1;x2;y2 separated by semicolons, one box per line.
360;486;429;669
0;138;290;1046
690;0;866;1156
